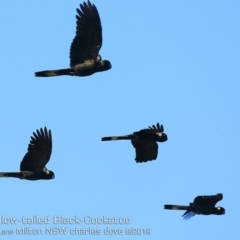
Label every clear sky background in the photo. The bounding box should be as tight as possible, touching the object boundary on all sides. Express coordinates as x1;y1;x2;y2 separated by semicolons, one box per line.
0;0;239;239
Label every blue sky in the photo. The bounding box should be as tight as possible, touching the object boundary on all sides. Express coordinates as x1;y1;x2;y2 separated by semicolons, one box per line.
0;0;240;239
